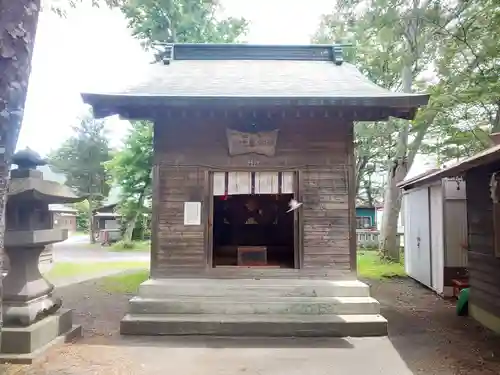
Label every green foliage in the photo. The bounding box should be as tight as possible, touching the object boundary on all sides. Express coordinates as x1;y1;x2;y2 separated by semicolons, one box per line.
111;240;150;252
49;0;121;17
49;112;112;209
119;0;248;45
105;121;153;234
131;212;151;240
72;200;90;232
314;0;500;202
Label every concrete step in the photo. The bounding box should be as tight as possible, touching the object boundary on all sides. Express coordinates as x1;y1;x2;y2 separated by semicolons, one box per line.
129;296;380;315
120;313;388;337
138;279;371;298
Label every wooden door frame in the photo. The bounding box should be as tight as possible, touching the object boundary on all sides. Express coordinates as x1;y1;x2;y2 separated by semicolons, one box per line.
205;168;302;270
295;169;304;269
205;169;214;269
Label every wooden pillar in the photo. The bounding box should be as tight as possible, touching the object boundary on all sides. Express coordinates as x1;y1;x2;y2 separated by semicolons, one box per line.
347;127;357;272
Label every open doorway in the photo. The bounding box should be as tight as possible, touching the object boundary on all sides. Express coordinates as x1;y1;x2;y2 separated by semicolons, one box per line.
212;194;295;268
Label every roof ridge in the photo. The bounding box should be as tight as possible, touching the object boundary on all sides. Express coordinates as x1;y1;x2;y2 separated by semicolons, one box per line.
153;43;348;65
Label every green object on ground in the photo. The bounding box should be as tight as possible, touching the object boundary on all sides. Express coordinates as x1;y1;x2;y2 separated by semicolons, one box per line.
457;287;469;316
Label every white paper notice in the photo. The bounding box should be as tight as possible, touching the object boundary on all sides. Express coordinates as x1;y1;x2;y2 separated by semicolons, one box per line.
184;202;202;225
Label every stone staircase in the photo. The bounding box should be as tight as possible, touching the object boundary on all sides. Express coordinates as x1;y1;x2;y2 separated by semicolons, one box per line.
120;278;387;337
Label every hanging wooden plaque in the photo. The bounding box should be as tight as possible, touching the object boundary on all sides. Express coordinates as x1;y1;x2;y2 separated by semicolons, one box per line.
226;128;279;156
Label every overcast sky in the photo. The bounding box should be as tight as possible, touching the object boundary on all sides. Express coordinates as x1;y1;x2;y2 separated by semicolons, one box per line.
18;0;430;177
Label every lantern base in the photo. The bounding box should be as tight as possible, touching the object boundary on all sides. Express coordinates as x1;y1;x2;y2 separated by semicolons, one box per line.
0;308;82;364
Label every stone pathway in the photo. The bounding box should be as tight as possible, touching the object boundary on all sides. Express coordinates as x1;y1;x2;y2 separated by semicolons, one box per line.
52;241;149;264
2;277;500;375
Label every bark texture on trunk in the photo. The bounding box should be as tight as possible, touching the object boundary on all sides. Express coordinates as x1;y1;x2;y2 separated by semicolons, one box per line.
0;0;42;347
88;202;95;244
379;63;413;261
123;190;146;242
379;158;408;260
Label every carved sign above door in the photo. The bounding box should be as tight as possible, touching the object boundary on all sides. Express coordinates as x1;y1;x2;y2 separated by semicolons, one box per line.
226;128;279;157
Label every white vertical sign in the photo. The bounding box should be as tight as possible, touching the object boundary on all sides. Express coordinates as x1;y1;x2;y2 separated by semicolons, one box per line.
213;172;226;196
281;172;294;194
184;202;202;225
255;172;279;194
228;172;251;195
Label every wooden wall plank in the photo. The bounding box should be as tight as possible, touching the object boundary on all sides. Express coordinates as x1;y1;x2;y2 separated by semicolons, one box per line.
466;166;500;319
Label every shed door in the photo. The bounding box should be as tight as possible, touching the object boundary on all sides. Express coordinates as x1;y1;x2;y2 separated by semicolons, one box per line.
404;187;432;288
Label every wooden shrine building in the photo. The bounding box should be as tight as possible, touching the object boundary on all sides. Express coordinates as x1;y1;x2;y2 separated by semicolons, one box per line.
82;43;429;337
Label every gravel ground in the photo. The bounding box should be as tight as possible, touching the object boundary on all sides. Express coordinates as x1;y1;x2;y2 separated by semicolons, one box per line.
367;277;500;374
1;276;500;375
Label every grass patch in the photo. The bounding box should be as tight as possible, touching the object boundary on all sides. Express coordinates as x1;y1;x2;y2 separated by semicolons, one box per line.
357;250;406;280
99;269;150;293
44;261;149;281
111;240;151;252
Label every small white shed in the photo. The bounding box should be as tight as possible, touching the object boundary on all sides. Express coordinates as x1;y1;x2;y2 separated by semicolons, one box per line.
399;172;468;297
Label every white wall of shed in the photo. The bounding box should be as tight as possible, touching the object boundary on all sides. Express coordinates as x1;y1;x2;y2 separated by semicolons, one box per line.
403;186;432;288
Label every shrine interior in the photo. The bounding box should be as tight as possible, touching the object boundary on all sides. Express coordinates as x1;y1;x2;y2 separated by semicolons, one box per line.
212;194;295;268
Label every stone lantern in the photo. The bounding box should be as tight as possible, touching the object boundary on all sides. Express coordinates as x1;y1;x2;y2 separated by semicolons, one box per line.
0;149;86;363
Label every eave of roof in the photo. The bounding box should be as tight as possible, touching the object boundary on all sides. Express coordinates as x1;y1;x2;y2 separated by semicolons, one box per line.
48;204;78;213
398;168;442;189
398;144;500;190
81;43;429;121
94;212;122;218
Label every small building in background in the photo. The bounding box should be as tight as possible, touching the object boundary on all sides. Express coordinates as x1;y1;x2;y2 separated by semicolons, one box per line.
355;206;377;229
399;174;468;297
355;205;379;248
93;203;121;230
49;204;78;233
92;203;122;244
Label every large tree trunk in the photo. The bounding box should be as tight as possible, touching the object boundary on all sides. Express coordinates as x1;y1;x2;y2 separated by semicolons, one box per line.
123;189;147;242
379;61;413;261
0;0;42;348
88;200;96;244
379;156;408;260
492;101;500;133
364;176;374;207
